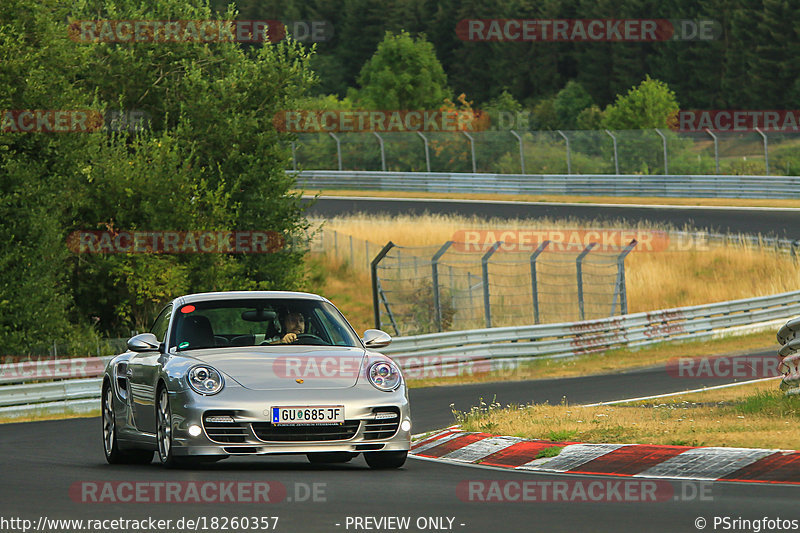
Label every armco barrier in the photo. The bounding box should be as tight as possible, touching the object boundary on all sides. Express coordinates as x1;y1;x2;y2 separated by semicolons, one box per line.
382;290;799;377
1;291;796;417
777;317;800;395
293;170;800;199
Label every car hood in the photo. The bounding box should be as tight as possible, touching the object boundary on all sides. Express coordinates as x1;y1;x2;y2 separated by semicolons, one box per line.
181;346;367;390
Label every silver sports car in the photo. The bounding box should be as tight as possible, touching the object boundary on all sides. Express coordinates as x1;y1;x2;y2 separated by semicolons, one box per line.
101;291;411;468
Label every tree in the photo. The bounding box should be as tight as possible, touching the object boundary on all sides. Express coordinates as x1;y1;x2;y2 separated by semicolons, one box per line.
602;75;679;129
0;0;317;350
355;30;450;109
554;81;594;129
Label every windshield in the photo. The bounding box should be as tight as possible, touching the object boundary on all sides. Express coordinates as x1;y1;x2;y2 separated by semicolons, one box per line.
169;298;362;351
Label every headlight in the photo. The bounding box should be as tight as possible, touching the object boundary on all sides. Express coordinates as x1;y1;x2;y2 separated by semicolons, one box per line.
368;361;402;391
187;365;224;395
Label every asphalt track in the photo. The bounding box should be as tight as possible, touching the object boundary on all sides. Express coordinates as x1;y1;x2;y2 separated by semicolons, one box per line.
305;196;800;238
4;198;798;533
2;350;796;533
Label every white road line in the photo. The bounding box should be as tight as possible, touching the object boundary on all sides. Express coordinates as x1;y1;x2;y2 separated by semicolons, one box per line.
581;377;780;407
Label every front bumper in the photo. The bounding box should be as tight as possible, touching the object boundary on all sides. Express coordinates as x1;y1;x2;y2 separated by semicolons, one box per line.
168;384;411;457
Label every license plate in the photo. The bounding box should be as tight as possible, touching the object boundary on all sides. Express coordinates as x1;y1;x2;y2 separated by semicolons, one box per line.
271;406;344;425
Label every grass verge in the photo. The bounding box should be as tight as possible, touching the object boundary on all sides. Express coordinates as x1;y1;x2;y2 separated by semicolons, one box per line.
454;378;799;449
406;328;776;388
300;189;800;209
0;408;100;425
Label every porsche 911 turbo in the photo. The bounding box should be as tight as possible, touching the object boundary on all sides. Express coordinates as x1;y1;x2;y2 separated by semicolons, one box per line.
101;291;411;468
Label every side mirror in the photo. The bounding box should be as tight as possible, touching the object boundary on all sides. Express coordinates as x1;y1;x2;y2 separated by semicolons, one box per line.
362;329;392;349
127;333;161;352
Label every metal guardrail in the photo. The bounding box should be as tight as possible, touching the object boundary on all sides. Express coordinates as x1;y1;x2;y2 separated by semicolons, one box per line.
0;378;102;408
776;318;800;395
382;290;799;377
293;170;800;199
1;291;795;417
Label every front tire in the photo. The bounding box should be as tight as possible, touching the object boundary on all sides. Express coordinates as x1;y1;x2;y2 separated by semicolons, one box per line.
102;384;152;465
156;386;180;468
364;450;407;469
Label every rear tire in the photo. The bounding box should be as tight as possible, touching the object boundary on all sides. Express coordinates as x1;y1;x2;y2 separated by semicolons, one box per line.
364;450;407;469
102;383;153;465
306;452;357;464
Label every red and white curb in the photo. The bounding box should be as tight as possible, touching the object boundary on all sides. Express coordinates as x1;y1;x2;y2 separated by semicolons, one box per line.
411;428;800;484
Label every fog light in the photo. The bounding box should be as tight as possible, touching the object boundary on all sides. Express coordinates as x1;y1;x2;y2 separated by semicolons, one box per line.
400;419;412;432
188;424;202;437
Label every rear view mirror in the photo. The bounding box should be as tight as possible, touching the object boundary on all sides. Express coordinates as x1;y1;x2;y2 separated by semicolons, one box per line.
242;309;277;322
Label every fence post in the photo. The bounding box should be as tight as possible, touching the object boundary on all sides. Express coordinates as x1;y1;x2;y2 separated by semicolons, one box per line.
431;241;454;332
557;130;572;174
655;128;668;174
482;241;502;328
447;264;454;309
755;127;769;175
510;130;525;174
349;235;354;265
605;129;619;175
371;242;396;330
530;240;551;324
462;131;477;173
329;132;342;171
333;230;338;259
611;240;637;316
373;132;386;171
704;128;719;174
417;131;431;172
576;242;598;321
467;272;474;317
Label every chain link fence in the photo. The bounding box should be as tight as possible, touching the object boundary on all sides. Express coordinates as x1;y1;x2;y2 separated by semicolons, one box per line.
310;227;634;336
289;129;800;176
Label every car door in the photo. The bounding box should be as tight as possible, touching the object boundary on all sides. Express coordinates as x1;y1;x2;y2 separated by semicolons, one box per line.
129;304;172;434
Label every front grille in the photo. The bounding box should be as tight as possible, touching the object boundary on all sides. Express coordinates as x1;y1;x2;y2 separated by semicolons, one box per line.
203;411;249;443
251;421;360;442
363;407;400;440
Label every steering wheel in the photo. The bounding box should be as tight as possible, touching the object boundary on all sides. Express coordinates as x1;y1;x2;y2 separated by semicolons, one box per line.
293;333;327;345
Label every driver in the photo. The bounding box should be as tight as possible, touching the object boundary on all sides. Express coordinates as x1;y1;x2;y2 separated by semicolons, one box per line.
269;310;305;344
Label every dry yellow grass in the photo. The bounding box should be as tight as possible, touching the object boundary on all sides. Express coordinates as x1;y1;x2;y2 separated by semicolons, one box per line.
312;213;800;318
457;379;800;449
300;189;800;209
0;409;99;425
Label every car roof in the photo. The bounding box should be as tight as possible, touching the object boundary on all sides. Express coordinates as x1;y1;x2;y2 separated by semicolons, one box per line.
175;291;327;305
